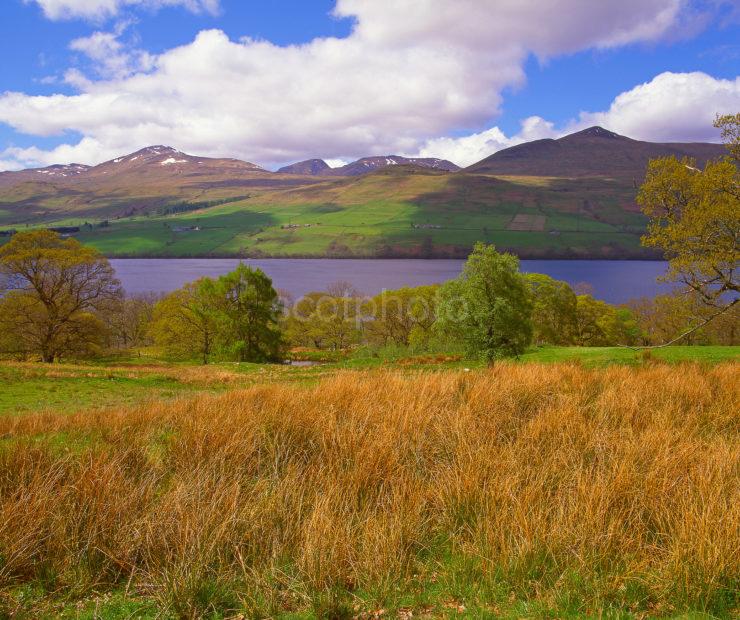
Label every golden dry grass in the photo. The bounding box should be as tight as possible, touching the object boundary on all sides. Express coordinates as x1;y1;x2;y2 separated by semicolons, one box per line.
0;363;738;618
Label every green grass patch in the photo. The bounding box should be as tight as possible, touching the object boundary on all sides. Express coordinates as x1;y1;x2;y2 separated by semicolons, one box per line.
518;345;740;366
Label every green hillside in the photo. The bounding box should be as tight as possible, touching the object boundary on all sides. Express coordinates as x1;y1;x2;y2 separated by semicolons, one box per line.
1;168;653;258
4;125;717;258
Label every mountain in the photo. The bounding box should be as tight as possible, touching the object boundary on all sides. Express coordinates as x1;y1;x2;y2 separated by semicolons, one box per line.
329;155;460;176
0;145;314;221
278;159;331;175
0;146;267;188
0;130;728;259
70;145;266;182
467;126;726;178
277;155;460;176
0;163;91;188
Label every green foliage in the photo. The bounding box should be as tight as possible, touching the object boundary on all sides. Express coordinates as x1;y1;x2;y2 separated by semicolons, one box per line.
575;294;640;346
0;231;121;362
283;291;362;350
150;280;219;364
103;293;157;351
150;264;282;363
363;285;439;347
525;273;578;345
638;115;738;315
436;243;533;361
209;264;283;362
629;291;740;346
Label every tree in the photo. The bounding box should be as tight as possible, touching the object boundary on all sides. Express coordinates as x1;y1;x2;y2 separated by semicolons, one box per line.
149;281;219;364
211;264;283;362
575;294;640;346
0;231;121;362
284;291;361;351
525;273;578;345
436;243;532;362
637;114;738;343
629;292;739;346
363;285;439;347
105;293;157;352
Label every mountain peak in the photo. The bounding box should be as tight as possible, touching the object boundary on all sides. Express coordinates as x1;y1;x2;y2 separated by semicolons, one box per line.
567;126;624;140
466;126;724;177
330;155;460;176
278;158;331;175
138;145;181;155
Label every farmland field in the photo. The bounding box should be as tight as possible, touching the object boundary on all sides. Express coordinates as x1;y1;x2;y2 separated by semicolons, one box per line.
1;170;651;258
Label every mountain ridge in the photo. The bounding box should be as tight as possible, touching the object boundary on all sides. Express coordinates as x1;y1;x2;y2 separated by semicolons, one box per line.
467;125;725;178
0;126;729;260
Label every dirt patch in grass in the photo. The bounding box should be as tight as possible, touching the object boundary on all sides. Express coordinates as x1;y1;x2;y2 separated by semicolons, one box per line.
507;213;547;231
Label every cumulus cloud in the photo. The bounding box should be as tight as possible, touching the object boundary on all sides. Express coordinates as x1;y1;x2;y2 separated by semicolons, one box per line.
2;137;122;169
68;24;154;81
415;117;560;167
413;72;740;166
0;0;733;170
26;0;220;21
577;71;740;142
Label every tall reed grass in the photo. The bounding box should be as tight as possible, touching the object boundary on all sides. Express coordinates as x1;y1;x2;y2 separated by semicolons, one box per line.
1;363;738;617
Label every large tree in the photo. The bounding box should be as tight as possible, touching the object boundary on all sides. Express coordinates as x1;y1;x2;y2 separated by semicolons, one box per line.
637;114;738;343
284;291;361;351
436;243;532;362
363;285;439;347
0;231;121;362
150;281;218;364
212;264;283;362
525;273;578;345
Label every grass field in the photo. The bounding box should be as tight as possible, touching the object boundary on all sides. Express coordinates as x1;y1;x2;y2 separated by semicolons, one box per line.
1;171;652;258
0;358;738;618
1;346;738;416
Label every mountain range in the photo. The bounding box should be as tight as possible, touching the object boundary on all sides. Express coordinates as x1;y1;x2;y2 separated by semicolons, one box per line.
278;155;459;176
0;128;727;259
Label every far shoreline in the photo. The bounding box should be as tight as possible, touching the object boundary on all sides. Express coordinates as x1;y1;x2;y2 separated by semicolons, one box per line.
102;251;665;261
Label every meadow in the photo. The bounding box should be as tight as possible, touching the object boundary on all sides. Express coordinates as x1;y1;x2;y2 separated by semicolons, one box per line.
1;171;649;258
0;349;738;618
1;346;738;416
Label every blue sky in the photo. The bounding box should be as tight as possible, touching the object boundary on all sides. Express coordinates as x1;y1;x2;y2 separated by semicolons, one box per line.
0;0;738;170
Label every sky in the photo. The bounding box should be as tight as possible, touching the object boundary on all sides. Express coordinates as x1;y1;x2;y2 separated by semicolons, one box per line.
0;0;738;171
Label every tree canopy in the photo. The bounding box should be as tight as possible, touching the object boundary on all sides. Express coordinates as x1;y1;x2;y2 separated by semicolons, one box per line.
637;114;738;341
0;231;121;362
525;273;578;345
150;264;283;363
436;243;532;361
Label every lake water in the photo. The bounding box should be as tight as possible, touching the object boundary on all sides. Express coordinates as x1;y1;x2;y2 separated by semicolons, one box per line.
109;258;672;304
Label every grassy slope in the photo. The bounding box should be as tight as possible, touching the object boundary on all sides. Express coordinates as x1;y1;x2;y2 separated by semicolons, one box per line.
1;170;651;258
1;359;738;618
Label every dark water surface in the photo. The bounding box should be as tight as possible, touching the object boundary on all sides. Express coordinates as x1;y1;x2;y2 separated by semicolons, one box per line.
109;259;672;304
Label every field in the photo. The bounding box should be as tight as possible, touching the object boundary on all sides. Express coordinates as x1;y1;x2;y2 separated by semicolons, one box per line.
1;170;652;259
0;349;738;618
1;346;738;416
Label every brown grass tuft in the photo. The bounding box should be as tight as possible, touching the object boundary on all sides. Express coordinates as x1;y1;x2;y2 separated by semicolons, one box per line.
0;363;738;617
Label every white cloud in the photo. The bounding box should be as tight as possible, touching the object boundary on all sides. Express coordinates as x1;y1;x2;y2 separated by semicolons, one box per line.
325;158;349;169
415;127;514;168
2;137;122;169
1;1;732;171
415;116;561;167
26;0;220;20
577;71;740;143
413;71;740;166
69;25;154;80
0;159;25;172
